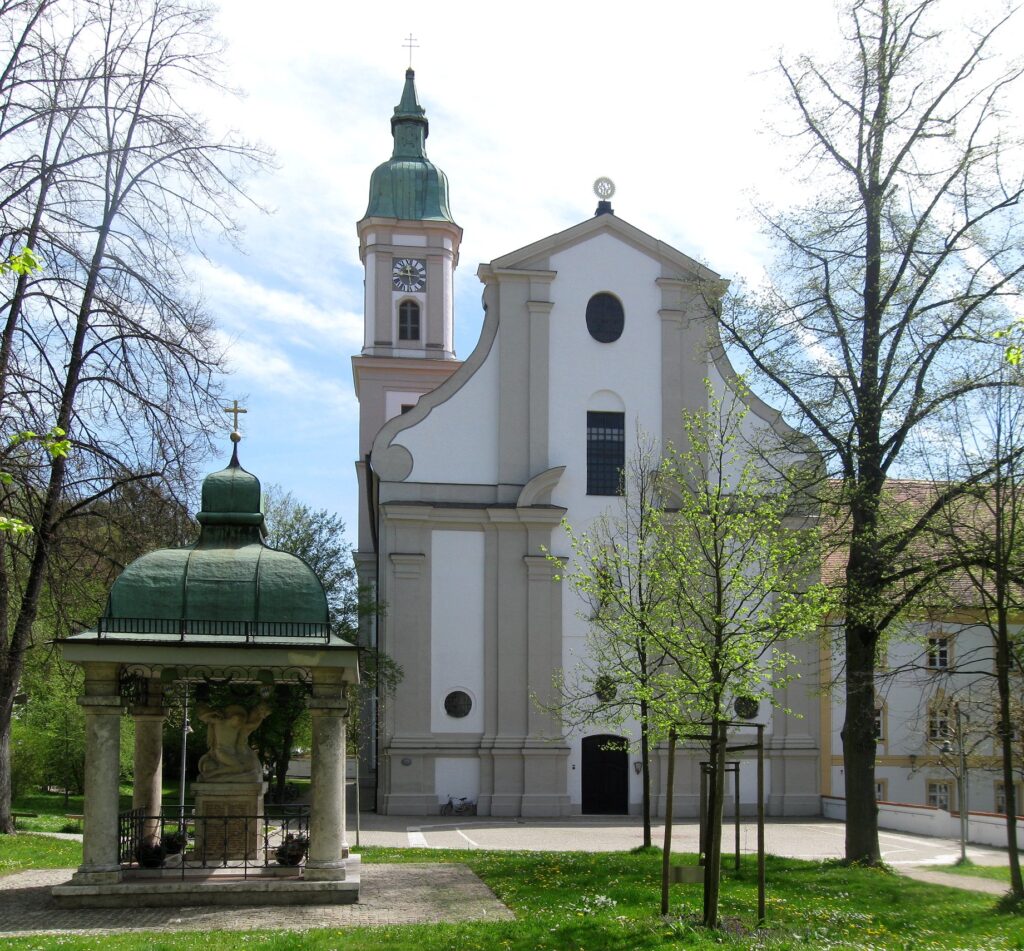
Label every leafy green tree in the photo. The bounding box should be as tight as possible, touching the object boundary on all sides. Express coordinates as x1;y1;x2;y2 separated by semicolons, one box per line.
555;384;828;927
643;386;828;926
263;486;358;630
719;0;1024;863
551;436;676;850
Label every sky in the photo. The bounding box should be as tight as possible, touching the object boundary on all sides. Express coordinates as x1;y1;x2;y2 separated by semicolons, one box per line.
186;0;1024;543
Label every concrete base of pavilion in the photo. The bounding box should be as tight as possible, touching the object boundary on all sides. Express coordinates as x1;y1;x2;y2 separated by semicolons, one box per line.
52;855;361;908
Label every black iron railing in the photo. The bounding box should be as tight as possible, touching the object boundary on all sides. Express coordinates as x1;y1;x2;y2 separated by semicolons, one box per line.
96;617;333;642
118;806;311;878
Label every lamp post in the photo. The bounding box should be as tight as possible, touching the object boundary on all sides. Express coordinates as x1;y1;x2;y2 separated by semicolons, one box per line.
941;701;969;864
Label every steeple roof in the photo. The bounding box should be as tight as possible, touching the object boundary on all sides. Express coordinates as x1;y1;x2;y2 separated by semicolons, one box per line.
363;69;455;223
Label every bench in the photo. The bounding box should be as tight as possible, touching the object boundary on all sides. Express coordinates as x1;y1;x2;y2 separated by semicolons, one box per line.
11;812;37;830
64;813;84;831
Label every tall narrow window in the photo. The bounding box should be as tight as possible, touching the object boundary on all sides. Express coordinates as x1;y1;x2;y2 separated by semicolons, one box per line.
927;636;950;669
587;411;625;495
398;300;420;341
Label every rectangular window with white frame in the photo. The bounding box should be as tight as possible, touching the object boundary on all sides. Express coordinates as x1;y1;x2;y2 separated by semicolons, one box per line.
995;781;1024;817
927;635;950;670
927;780;952;811
928;705;949;742
873;704;885;744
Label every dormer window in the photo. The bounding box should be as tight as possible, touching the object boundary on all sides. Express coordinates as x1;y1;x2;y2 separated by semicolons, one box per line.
398;300;420;341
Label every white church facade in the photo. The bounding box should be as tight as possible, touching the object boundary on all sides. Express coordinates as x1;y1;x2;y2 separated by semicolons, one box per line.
351;70;823;818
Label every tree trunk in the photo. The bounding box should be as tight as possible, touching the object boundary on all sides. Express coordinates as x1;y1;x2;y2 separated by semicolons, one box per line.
842;615;881;864
995;606;1023;898
0;711;12;834
640;700;651;848
703;720;726;928
660;728;676;917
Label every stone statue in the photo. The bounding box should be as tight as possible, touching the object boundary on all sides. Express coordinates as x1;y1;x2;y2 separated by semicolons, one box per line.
196;701;272;783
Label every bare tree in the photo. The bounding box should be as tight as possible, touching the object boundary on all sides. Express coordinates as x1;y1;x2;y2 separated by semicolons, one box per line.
721;0;1024;863
0;0;268;833
925;382;1024;897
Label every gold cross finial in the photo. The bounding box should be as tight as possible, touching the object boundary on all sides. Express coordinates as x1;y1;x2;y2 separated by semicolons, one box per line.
223;399;247;443
403;33;419;69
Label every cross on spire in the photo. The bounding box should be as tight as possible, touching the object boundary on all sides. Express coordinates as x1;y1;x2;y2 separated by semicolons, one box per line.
223;399;247;434
403;33;419;69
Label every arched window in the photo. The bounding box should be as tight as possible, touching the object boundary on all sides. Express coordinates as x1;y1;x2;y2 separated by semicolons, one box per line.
398;300;420;341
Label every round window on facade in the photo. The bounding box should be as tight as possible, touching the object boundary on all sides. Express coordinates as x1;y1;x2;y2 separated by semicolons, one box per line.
444;690;473;718
586;292;624;343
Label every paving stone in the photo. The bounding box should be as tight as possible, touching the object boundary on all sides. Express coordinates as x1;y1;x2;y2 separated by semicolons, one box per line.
0;864;513;936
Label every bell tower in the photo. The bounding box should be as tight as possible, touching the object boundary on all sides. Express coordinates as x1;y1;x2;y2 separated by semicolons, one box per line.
352;69;463;550
357;69;461;361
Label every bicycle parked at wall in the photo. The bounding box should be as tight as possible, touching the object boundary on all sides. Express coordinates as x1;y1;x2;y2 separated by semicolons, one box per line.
440;795;477;816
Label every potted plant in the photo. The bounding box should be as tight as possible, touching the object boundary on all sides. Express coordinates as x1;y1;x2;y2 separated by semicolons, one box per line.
162;830;188;855
274;832;309;866
135;840;167;869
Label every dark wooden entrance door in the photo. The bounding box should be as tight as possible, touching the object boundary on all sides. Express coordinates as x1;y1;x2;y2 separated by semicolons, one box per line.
581;734;628;814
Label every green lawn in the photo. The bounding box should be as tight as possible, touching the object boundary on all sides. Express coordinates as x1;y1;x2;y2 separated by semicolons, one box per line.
0;831;81;874
0;837;1020;949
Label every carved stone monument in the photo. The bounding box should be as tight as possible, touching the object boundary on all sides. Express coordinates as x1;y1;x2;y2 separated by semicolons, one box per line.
192;700;272;862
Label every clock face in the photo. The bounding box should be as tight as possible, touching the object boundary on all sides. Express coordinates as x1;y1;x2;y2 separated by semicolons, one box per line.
392;258;426;293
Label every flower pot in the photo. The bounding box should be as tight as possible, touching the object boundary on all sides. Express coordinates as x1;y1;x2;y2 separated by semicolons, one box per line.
274;834;309;866
136;842;167;869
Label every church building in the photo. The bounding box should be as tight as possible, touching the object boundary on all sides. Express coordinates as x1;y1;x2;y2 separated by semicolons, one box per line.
353;70;822;818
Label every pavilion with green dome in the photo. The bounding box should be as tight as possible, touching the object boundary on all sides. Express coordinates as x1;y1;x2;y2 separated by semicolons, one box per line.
52;440;360;907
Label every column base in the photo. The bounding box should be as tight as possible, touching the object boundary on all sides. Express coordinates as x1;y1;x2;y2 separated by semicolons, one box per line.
70;867;122;885
303;860;349;882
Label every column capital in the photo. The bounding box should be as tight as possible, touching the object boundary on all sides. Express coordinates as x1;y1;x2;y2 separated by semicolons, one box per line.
78;695;122;711
307;698;350;715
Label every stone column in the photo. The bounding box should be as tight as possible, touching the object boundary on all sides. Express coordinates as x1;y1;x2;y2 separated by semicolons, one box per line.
132;680;166;844
305;669;349;881
72;662;122;884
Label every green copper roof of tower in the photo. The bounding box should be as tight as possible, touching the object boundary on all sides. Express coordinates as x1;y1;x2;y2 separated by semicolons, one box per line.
102;447;329;625
363;69;456;223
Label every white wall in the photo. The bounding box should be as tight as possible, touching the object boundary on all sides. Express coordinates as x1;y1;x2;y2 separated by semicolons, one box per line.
396;332;500;485
435;757;480;805
544;232;664;806
430;530;485;734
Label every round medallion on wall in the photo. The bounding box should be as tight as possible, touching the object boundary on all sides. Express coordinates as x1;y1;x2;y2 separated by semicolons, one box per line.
594;675;617;703
586;292;624;343
444;690;473;718
734;696;759;720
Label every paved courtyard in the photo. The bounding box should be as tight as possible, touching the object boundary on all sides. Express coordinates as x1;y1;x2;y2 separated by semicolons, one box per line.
353;814;1012;867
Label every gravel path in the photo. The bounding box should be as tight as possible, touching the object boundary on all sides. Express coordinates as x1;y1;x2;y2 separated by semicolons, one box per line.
0;864;513;936
898;866;1012;896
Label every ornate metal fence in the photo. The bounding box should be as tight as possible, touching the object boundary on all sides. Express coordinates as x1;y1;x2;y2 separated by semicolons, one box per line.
118;806;310;877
